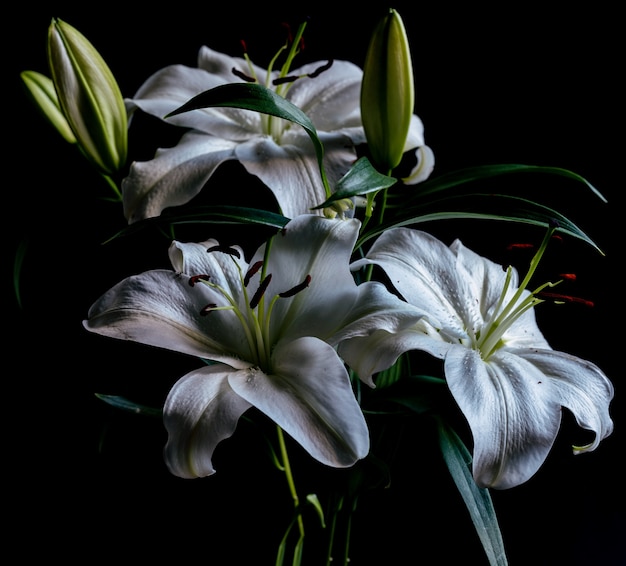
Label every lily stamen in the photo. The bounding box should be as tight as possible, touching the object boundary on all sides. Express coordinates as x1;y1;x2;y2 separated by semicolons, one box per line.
279;275;312;298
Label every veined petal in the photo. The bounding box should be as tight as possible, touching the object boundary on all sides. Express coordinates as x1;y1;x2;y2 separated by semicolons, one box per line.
83;270;253;366
122;130;237;223
235;137;329;219
446;347;563;489
229;337;369;467
516;348;614;452
339;323;450;387
285;60;364;132
163;365;253;478
351;228;471;334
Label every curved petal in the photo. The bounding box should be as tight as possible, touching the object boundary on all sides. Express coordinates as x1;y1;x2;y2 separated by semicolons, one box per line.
285;60;364;132
83;270;253;366
229;336;369;467
197;45;268;85
122;130;237;222
445;347;563;489
402;144;435;185
247;215;365;340
163;365;253;478
339;322;450;387
402;113;426;151
351;228;471;336
515;348;614;452
126;62;262;137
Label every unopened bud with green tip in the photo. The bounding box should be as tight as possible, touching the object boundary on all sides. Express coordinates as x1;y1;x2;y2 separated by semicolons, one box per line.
20;70;77;144
360;9;414;172
47;18;127;177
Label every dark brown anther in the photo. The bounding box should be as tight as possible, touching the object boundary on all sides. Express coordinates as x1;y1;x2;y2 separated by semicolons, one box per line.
232;67;257;83
279;274;312;298
200;303;218;316
206;244;241;259
244;261;264;286
189;274;211;287
250;274;273;309
273;75;299;85
307;60;333;78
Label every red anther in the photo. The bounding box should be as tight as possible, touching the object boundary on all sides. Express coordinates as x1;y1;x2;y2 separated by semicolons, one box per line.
551;234;564;243
279;274;312;298
244;261;264;286
206;244;241;259
506;243;534;251
232;67;256;82
189;274;211;287
250;274;273;309
559;273;577;281
307;60;333;78
538;292;594;307
240;39;248;53
281;22;293;43
200;303;218;316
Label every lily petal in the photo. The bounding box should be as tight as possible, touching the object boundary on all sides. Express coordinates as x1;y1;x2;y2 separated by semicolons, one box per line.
83;270;252;367
163;364;253;478
122;130;237;223
229;336;369;467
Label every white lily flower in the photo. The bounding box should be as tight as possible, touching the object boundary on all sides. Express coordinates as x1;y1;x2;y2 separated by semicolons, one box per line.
83;215;424;478
121;40;430;223
343;228;614;489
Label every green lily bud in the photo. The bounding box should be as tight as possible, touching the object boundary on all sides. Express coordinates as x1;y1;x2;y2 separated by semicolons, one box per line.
360;9;414;172
47;18;127;176
20;70;77;144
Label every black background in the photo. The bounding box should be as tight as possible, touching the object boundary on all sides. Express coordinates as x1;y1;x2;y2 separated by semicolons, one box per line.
8;3;623;564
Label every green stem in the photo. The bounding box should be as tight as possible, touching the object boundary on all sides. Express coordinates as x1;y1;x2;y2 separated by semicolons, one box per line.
276;426;305;564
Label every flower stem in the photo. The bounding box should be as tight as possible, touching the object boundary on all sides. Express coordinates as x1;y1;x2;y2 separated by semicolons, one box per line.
276;426;305;564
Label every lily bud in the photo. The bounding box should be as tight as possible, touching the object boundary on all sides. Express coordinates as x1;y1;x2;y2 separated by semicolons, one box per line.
360;9;414;172
47;18;127;176
20;70;77;144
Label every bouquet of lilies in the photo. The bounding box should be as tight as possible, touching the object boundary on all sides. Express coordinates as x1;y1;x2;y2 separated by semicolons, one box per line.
19;9;614;565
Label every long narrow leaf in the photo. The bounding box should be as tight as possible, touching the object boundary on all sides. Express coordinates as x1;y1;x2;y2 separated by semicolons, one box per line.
406;164;606;203
95;393;162;417
357;193;604;253
104;205;290;244
437;419;508;566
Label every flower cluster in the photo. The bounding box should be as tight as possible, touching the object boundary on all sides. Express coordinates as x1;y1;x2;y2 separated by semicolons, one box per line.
20;10;613;566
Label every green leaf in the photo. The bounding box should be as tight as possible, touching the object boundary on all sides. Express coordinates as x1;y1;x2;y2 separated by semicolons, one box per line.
305;493;326;528
437;419;508;566
312;156;397;209
103;205;290;244
358;193;604;254
95;393;162;417
166;83;331;195
407;164;606;203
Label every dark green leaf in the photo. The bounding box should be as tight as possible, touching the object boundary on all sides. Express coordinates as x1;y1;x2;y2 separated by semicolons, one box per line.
166;83;330;192
313;156;397;208
437;419;508;566
407;164;606;203
104;205;290;243
358;193;604;254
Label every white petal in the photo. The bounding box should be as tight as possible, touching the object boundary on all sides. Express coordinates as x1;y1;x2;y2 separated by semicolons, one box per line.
163;365;253;478
445;347;564;489
83;270;252;366
122;130;237;222
515;348;614;452
229;337;369;467
339;323;450;387
402;145;435;185
285;60;364;132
